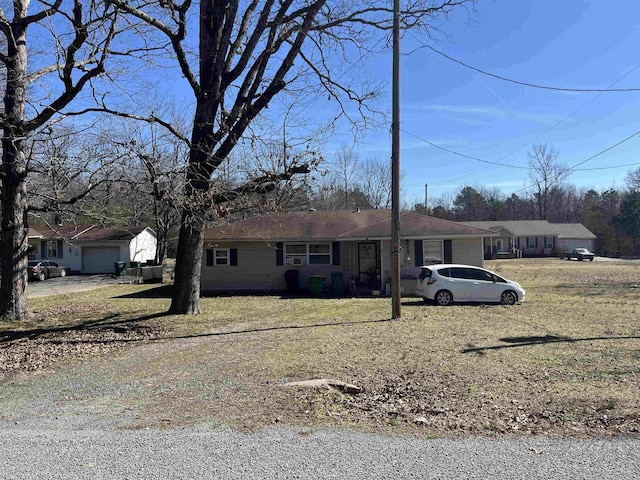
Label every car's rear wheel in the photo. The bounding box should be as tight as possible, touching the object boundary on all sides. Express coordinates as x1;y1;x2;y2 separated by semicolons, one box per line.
500;291;517;305
434;290;453;306
60;269;67;277
38;271;46;281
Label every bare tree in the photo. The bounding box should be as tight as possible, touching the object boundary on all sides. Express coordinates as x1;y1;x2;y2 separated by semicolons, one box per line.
106;119;188;264
527;144;569;220
359;157;392;209
0;1;128;319
332;144;360;209
26;122;132;219
109;0;475;315
625;166;640;191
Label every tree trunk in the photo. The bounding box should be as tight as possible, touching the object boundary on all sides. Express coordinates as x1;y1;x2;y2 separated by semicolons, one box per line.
0;173;30;321
168;210;204;314
0;11;30;321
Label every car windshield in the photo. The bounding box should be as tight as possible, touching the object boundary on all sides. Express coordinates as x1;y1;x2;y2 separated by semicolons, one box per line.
576;248;588;253
28;261;39;267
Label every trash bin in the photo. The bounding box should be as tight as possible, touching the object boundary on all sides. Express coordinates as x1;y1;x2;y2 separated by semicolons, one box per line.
284;269;299;294
331;271;344;296
114;261;127;276
309;275;326;296
129;261;141;268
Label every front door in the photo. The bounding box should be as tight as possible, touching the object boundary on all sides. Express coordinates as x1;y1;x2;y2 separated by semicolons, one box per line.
358;242;379;287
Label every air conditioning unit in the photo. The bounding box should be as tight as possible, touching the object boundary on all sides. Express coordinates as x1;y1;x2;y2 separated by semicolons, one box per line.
287;257;303;265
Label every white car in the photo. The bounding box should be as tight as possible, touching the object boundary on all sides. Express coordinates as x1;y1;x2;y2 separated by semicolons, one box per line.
416;264;525;306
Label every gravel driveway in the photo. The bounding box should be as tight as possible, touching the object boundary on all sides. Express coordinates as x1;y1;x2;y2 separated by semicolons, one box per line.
0;426;638;479
27;274;120;298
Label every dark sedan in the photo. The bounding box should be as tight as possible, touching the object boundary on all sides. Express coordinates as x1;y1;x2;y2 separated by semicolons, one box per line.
28;261;69;281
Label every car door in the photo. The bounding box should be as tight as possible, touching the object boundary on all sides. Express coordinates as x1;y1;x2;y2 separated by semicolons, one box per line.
447;267;474;302
48;262;62;277
468;268;499;302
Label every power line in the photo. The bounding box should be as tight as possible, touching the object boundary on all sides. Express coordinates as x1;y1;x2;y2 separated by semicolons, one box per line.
435;62;640;184
403;128;640;173
401;129;529;169
504;129;640;196
420;44;640;93
567;129;640;170
575;161;640;171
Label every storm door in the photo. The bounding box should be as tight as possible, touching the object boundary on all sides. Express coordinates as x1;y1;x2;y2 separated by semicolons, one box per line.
357;242;379;287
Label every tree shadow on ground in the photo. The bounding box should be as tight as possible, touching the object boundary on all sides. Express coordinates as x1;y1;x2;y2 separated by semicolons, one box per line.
115;285;174;299
462;334;640;354
0;311;168;345
142;316;396;343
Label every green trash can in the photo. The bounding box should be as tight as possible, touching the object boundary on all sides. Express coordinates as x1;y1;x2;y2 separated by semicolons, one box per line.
114;261;127;276
309;275;326;296
129;261;141;268
331;272;344;296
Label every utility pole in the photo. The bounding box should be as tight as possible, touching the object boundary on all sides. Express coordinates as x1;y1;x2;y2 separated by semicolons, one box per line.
391;0;401;319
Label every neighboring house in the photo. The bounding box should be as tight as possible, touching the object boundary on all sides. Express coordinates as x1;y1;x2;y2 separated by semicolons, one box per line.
28;225;157;274
202;209;492;294
462;220;596;258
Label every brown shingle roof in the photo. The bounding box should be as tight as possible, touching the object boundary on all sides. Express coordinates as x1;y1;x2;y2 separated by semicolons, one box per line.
204;210;491;241
462;220;596;239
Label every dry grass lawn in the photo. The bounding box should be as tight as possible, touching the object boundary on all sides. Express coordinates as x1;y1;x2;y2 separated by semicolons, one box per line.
0;258;638;437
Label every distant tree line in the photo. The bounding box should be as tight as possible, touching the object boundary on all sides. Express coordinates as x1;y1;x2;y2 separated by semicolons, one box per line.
414;157;640;257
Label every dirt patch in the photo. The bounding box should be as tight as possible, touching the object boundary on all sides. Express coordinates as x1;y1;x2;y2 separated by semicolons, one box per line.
0;303;165;378
285;368;640;437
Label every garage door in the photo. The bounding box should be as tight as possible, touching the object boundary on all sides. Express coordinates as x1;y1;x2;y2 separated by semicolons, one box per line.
82;246;120;274
561;239;593;251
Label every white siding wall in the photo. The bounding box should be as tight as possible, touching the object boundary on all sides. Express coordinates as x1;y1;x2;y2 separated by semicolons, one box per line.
201;242;352;292
64;243;82;272
201;238;484;292
130;229;157;263
452;238;484;267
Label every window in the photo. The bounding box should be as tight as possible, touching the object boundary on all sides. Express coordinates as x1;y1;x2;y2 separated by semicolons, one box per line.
527;237;536;249
48;240;58;258
285;243;331;265
207;248;229;266
422;240;443;264
308;243;330;264
214;249;229;266
438;268;452;278
468;268;494;282
545;236;554;249
285;244;307;265
418;268;432;281
450;267;471;279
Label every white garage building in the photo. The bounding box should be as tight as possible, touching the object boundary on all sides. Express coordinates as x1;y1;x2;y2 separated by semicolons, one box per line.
28;225;157;274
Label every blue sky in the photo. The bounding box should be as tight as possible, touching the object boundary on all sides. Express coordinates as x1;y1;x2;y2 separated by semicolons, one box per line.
348;0;640;203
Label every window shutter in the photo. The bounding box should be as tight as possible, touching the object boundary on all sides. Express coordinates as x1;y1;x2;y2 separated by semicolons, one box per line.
414;240;423;266
276;242;283;266
230;248;238;266
444;240;453;263
332;242;340;265
57;240;64;259
41;240;47;259
206;248;213;266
